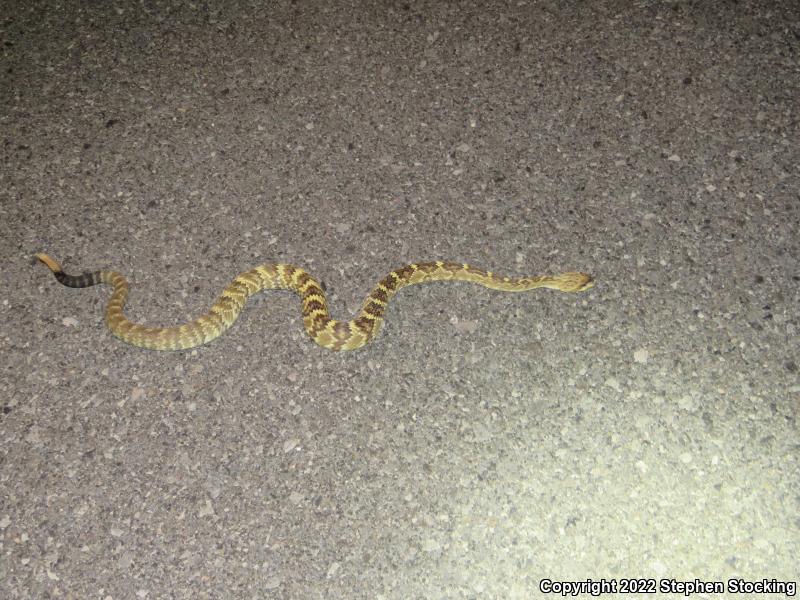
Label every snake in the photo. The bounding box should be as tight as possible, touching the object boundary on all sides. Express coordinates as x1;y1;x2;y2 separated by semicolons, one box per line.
36;253;594;351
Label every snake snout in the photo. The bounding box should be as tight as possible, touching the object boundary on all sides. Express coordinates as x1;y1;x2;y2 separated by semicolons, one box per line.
557;272;594;292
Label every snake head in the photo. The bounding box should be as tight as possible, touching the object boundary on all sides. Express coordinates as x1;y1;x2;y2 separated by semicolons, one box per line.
555;272;595;292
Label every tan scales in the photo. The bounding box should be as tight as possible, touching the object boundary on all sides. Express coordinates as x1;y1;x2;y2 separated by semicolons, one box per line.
36;253;594;351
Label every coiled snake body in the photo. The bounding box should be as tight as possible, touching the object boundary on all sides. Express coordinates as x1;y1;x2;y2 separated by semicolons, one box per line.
36;253;593;351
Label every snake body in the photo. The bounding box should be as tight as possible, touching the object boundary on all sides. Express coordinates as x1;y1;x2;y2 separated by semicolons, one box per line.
36;253;593;351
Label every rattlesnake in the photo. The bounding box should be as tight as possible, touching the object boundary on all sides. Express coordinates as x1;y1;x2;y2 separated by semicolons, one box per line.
36;253;593;351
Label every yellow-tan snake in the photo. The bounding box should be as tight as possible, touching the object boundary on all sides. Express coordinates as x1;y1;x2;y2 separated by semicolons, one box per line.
36;253;594;351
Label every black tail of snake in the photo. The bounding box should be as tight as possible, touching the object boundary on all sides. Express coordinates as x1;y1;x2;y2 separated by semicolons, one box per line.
36;253;594;351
